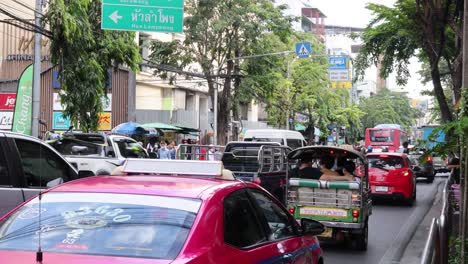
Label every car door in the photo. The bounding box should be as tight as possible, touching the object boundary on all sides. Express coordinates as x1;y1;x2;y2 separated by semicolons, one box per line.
0;136;24;217
248;188;317;264
222;189;285;264
12;138;77;201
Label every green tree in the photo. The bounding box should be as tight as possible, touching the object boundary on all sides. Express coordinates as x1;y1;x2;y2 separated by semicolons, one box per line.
358;88;421;132
149;0;293;144
45;0;140;132
354;0;463;124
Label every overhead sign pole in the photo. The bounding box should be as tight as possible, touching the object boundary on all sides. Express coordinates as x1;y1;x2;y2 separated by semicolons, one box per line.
101;0;184;33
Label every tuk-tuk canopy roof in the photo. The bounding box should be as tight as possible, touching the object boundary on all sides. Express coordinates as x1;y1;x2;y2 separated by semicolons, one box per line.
287;145;367;164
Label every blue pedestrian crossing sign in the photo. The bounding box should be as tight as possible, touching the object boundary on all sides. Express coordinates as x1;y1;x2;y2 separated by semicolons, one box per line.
295;42;311;59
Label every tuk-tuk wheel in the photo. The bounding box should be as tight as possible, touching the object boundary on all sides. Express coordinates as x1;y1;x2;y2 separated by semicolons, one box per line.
353;220;368;251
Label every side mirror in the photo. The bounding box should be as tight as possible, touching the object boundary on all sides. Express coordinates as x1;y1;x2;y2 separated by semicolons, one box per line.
46;177;64;188
301;218;325;236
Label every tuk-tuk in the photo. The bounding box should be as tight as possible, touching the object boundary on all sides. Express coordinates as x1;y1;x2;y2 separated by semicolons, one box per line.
286;146;372;250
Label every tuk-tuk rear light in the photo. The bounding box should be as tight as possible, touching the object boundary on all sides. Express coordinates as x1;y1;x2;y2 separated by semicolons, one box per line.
288;207;295;214
353;217;358;222
352;209;359;218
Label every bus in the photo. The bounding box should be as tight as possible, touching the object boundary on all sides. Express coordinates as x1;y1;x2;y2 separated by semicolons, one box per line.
364;124;409;152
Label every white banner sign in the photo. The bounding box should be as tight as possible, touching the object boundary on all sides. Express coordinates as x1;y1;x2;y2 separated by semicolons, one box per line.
0;112;13;130
53;93;112;111
329;69;350;81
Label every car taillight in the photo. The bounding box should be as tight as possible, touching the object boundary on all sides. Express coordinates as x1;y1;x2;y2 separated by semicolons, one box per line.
402;170;410;177
427;156;432;163
289;207;295;214
352;209;359;218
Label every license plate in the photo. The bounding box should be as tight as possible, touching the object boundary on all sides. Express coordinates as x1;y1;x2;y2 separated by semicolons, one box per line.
319;227;333;238
299;207;348;217
375;186;388;192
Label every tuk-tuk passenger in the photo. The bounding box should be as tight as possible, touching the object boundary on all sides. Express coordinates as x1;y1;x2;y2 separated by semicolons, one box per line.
319;156;354;181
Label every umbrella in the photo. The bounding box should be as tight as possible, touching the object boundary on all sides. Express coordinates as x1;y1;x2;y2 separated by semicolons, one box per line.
111;122;147;135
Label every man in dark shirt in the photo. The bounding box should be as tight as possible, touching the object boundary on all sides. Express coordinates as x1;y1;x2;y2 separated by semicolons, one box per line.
297;157;322;180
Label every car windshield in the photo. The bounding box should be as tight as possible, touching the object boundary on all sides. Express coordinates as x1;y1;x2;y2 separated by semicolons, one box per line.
0;192;201;260
368;155;405;170
50;138;104;156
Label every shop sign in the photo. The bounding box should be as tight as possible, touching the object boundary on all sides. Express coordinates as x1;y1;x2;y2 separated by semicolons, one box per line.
98;113;112;131
0;93;16;110
0;112;13;130
52;112;71;130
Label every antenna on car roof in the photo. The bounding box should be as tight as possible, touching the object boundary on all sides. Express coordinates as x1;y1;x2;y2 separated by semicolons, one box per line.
35;191;43;264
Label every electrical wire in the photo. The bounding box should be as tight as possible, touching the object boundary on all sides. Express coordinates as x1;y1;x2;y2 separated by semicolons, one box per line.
0;6;51;38
0;2;34;18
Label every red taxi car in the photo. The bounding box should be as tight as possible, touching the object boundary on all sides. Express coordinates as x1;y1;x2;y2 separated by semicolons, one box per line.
367;152;416;205
0;159;324;264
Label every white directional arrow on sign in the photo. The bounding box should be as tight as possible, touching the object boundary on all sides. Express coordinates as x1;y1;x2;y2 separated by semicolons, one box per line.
109;11;123;24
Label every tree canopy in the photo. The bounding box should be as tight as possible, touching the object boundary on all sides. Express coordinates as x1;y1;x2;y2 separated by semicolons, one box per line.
45;0;140;131
354;0;463;124
149;0;294;144
358;88;423;131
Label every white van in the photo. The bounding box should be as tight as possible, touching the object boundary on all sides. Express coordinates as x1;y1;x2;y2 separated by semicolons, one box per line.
243;129;307;149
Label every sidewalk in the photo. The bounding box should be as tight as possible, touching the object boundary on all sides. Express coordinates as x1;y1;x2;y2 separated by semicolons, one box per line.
399;181;445;263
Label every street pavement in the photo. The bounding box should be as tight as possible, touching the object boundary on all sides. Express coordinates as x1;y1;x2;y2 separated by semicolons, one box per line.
321;176;446;264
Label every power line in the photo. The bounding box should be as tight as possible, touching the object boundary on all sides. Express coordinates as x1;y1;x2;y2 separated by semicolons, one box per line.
0;6;51;38
0;2;34;18
12;0;42;16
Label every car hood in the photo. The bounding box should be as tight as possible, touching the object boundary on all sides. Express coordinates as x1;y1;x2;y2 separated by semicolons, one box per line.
0;251;172;264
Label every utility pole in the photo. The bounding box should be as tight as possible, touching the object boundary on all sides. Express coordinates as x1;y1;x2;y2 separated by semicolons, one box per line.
32;0;42;138
213;76;218;145
460;0;468;260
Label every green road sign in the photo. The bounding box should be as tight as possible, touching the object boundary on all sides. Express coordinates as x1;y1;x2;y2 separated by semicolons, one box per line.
101;0;184;33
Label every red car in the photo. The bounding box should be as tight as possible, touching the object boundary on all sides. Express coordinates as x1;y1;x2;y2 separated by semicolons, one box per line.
367;152;416;205
0;160;324;264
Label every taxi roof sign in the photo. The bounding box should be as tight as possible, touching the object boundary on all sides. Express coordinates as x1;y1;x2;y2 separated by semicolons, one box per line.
123;159;223;176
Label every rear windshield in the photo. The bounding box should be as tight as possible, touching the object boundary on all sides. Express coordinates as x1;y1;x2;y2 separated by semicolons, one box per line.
369;129;395;143
222;145;262;173
0;193;201;260
368;155;405;170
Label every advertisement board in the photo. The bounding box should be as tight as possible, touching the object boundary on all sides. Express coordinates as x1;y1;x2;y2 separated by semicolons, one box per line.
0;112;13;130
330;81;352;89
0;94;16;110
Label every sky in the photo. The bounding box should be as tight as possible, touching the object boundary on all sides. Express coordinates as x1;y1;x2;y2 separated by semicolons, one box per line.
304;0;431;98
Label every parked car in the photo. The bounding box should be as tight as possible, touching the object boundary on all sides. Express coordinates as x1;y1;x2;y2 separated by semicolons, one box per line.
407;149;435;183
0;131;78;217
48;132;149;176
367;152;417;205
0;159;325;264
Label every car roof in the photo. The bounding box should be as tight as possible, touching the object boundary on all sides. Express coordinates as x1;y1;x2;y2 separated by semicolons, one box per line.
48;175;246;199
0;130;45;142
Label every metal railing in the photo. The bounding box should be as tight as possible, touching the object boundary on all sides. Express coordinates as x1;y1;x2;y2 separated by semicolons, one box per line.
421;174;456;264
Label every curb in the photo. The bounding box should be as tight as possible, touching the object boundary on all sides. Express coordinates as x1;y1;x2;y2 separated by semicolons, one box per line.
377;180;444;264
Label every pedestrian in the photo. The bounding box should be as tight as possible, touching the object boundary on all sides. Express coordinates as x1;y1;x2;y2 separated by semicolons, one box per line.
158;141;171;159
207;145;220;161
146;138;158;158
168;141;177;160
447;151;460;184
